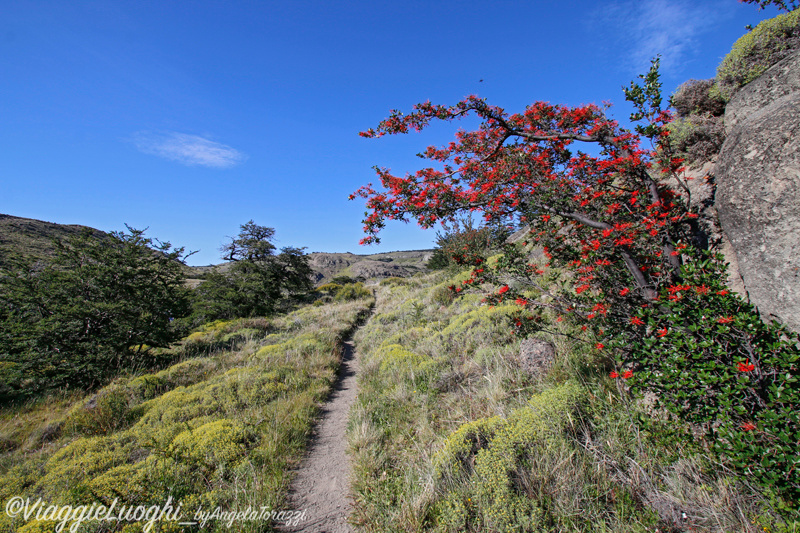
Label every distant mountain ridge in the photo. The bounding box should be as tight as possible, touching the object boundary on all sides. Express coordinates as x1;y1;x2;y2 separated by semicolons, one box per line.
0;214;433;282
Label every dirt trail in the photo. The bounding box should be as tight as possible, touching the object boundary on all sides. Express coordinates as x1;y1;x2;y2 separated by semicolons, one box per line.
282;335;362;532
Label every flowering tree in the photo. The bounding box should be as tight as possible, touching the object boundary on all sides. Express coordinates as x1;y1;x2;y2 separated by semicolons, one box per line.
353;62;695;306
353;61;799;507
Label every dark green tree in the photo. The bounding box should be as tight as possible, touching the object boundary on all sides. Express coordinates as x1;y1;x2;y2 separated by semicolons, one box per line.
192;221;313;321
0;227;192;398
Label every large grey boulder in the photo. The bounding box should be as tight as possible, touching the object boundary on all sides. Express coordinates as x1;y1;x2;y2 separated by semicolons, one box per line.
667;161;747;295
716;64;800;330
724;51;800;134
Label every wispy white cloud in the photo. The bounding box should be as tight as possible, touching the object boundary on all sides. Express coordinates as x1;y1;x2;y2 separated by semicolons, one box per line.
590;0;734;74
131;131;246;168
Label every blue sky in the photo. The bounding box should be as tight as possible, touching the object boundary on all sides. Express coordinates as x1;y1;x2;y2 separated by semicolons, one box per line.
1;0;781;265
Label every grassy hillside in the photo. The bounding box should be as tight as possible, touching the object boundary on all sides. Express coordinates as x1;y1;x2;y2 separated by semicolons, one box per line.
347;271;788;533
0;214;110;271
0;295;372;533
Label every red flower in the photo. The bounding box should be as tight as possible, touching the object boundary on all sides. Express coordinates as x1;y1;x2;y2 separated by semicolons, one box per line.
619;287;630;296
630;317;644;326
575;284;590;294
717;289;729;296
737;361;755;373
622;370;633;379
595;343;604;350
740;422;756;431
515;298;528;306
498;285;509;294
717;316;733;324
609;371;619;378
657;327;668;338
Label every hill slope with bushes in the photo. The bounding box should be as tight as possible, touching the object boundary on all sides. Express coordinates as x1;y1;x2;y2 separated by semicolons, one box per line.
0;294;372;532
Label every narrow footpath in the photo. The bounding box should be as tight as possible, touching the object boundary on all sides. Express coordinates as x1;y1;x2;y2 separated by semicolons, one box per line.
282;333;362;532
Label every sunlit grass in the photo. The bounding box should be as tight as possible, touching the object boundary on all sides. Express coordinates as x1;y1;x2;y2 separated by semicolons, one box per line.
347;271;787;533
0;296;372;533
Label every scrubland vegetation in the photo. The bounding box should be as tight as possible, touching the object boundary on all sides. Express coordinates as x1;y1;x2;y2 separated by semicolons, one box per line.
349;9;800;529
1;7;799;533
0;295;372;532
348;271;794;533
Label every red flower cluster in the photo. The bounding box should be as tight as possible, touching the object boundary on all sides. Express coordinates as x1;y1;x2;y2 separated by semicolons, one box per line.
610;370;633;379
737;361;755;372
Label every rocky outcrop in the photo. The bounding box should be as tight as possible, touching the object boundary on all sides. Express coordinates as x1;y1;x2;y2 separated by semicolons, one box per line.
723;52;800;134
669;162;747;295
715;51;800;331
348;259;415;280
518;338;556;376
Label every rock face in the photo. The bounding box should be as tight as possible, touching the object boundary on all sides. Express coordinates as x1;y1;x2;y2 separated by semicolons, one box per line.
716;51;800;331
723;52;800;134
670;161;747;295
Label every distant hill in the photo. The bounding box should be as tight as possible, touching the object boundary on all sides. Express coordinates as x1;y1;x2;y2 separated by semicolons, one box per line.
0;214;111;271
307;250;433;284
0;214;433;283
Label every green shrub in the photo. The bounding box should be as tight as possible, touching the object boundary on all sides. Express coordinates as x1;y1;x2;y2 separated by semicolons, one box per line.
430;283;456;307
432;383;585;532
716;9;800;99
333;282;372;301
65;383;139;436
379;276;409;286
427;217;510;270
609;251;800;510
180;317;269;356
666;114;725;164
316;282;343;295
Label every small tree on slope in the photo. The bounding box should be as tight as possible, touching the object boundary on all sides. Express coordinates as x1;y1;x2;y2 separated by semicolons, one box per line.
192;221;313;321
